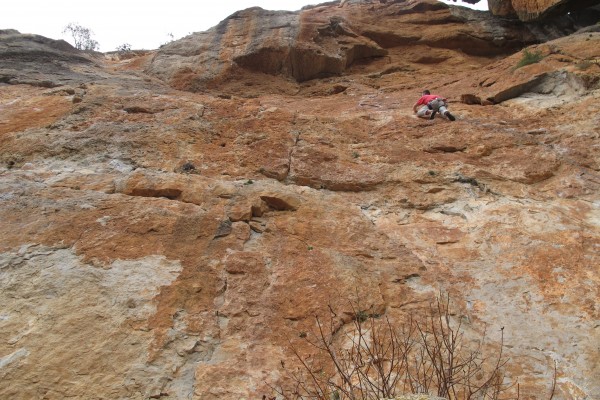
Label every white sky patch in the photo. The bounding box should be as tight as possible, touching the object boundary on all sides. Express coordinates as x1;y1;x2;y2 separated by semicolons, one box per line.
2;0;488;52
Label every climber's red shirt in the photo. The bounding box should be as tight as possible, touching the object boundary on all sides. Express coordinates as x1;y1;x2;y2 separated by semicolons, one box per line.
415;94;444;106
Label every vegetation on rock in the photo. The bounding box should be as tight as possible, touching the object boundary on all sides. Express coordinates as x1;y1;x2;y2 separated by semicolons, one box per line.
272;295;555;400
62;23;99;51
515;49;545;69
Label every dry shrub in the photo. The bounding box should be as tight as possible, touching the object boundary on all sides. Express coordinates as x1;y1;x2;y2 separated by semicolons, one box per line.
271;294;554;400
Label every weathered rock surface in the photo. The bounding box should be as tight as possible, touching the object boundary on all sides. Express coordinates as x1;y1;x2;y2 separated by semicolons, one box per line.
453;32;600;104
147;0;585;94
1;1;599;399
0;29;96;88
147;6;387;89
488;0;600;21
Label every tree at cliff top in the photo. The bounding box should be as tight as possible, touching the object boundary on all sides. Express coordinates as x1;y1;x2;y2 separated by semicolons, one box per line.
62;23;99;51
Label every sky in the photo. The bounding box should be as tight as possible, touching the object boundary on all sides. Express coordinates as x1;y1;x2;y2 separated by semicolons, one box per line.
2;0;488;52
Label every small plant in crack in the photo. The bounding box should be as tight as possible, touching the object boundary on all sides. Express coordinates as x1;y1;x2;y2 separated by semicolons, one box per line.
355;309;369;323
454;174;479;186
576;60;593;71
180;162;196;173
515;49;544;69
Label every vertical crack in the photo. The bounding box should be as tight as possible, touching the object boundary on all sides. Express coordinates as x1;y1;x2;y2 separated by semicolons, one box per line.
285;111;301;183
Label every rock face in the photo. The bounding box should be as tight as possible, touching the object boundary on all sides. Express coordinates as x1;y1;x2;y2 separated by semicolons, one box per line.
0;29;95;88
147;0;581;93
1;2;600;399
452;32;600;104
147;6;387;89
488;0;600;21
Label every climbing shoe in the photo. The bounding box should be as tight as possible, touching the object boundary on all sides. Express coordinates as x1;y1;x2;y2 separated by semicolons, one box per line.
429;111;437;120
445;111;456;121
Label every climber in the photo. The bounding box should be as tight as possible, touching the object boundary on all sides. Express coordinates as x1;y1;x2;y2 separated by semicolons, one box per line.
413;90;456;121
